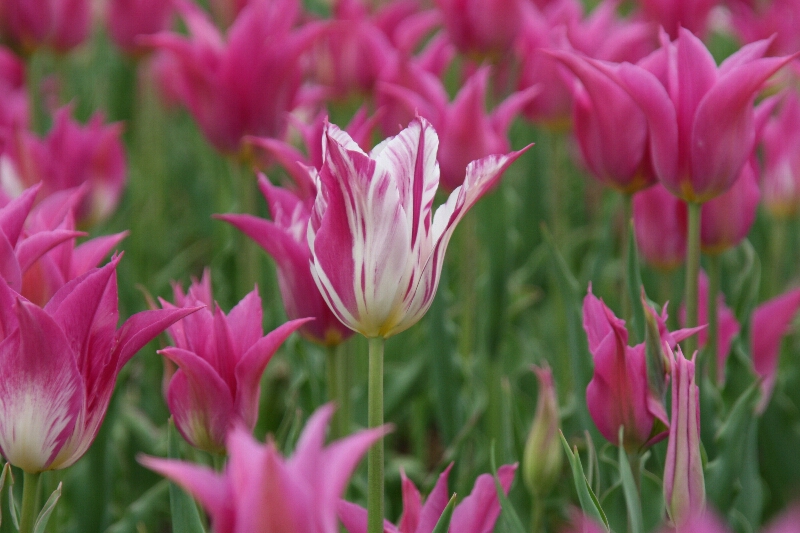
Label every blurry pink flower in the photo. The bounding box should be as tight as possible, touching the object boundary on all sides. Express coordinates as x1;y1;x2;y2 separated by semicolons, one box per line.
0;0;90;53
217;176;354;346
751;288;800;413
434;0;524;58
565;0;657;64
633;184;686;270
635;0;719;38
662;511;728;533
762;505;800;533
523;364;562;495
0;46;28;133
604;30;794;203
209;0;250;28
729;0;800;57
548;50;654;193
700;162;760;254
664;345;705;527
380;67;537;190
19;187;128;306
338;462;516;533
308;116;528;338
144;0;318;154
0;258;198;472
583;287;669;451
142;404;389;533
760;90;800;218
106;0;175;56
160;270;310;453
6;107;126;225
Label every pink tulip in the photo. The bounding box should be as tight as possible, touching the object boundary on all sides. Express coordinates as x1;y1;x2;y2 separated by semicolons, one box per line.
159;270;311;453
380;67;537;190
761;90;800;218
217;176;354;347
0;258;198;472
143;0;319;155
434;0;525;58
20;187;128;306
523;364;562;494
751;288;800;413
603;29;795;203
141;404;389;533
0;0;90;53
664;345;705;527
308;116;529;338
0;46;28;133
700;162;760;254
633;184;686;270
729;0;800;57
6;107;126;225
583;287;700;451
565;0;657;64
635;0;719;39
106;0;175;56
548;50;655;193
338;462;516;533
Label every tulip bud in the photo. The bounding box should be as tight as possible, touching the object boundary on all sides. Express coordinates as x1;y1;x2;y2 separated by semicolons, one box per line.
664;345;705;527
523;364;562;496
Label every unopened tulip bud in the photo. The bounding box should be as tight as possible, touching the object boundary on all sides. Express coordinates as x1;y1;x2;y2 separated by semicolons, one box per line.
523;364;562;496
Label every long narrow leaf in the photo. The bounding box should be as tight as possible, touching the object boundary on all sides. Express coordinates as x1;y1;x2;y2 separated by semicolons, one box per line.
560;433;609;531
490;442;526;533
168;419;208;533
618;428;643;533
430;494;457;533
33;483;62;533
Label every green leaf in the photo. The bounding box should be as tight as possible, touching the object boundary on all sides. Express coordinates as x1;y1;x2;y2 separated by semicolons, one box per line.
167;419;208;533
7;469;18;532
430;494;457;533
559;433;610;532
617;428;643;533
104;480;170;533
0;463;10;528
489;442;526;533
32;482;61;533
626;219;645;344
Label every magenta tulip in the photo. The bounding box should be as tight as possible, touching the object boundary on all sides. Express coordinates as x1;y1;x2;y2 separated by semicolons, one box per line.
217;176;353;347
0;46;28;133
434;0;524;58
338;462;516;533
603;30;795;203
729;0;800;56
633;184;686;270
760;90;800;218
0;0;90;53
142;404;389;533
160;271;310;453
700;162;760;254
0;258;198;472
106;0;174;56
635;0;719;38
308;116;529;338
664;344;705;527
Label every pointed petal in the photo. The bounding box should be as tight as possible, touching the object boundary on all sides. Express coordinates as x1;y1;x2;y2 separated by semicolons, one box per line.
398;470;422;533
69;231;128;278
450;464;516;533
113;306;204;369
417;463;453;533
0;185;39;248
338;500;397;533
16;229;85;274
0;230;21;291
0;301;83;472
234;318;310;428
226;289;263;361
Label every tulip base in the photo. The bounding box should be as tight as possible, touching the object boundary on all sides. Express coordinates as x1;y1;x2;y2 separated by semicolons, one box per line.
367;337;385;533
19;471;41;533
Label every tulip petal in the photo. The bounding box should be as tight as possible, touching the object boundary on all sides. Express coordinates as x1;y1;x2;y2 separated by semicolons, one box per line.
450;464;516;533
417;463;453;533
398;470;422;533
70;231;128;278
0;185;39;247
0;301;83;472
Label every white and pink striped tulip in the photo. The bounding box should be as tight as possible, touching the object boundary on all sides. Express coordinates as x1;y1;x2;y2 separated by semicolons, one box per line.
307;116;529;338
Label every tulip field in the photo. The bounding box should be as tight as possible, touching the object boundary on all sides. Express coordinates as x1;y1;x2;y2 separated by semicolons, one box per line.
2;0;800;532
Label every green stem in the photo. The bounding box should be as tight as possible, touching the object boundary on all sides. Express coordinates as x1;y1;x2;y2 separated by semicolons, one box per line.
707;254;721;384
458;209;478;366
327;344;350;439
367;337;385;533
684;202;702;358
531;494;544;533
768;217;787;297
19;471;41;533
229;159;259;298
621;193;632;321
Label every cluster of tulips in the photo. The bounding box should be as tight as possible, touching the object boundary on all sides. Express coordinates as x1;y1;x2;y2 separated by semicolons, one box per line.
2;0;800;532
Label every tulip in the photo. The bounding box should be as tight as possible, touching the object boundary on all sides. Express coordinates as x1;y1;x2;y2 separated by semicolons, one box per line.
19;187;128;306
380;67;538;190
217;176;353;347
635;0;718;39
141;404;389;533
338;462;517;533
583;287;700;451
633;184;686;270
159;270;310;453
106;0;175;56
0;258;198;473
5;107;126;225
565;0;657;64
523;364;562;496
751;288;800;413
700;163;759;254
0;0;90;53
664;344;705;527
603;29;794;203
308;116;529;338
547;50;654;194
729;0;800;56
760;90;800;218
434;0;525;59
143;0;318;155
0;46;28;132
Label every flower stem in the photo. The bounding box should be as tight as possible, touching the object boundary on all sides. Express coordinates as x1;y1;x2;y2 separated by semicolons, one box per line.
229;158;258;298
327;343;350;439
621;193;632;322
707;254;721;384
367;336;385;533
684;202;702;358
19;471;41;533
